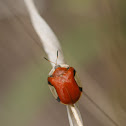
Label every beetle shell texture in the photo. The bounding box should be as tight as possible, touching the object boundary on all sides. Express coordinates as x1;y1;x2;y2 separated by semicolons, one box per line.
48;64;82;105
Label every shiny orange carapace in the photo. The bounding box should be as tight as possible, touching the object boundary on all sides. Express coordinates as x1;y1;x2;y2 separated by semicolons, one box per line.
48;65;82;105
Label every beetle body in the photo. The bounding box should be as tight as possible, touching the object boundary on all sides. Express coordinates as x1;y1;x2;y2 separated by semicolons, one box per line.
48;64;82;105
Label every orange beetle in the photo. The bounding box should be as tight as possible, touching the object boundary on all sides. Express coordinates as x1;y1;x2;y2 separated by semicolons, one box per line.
44;51;82;105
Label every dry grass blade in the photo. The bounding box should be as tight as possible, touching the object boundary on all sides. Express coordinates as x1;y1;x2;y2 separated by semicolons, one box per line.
23;0;84;126
67;104;84;126
23;0;64;66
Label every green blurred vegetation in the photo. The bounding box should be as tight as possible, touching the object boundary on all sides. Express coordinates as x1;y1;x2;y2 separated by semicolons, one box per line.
1;0;126;126
1;62;51;126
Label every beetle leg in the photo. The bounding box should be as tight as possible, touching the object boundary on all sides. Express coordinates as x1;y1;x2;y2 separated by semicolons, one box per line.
48;81;53;86
79;87;82;92
49;75;53;77
73;69;76;76
56;97;60;102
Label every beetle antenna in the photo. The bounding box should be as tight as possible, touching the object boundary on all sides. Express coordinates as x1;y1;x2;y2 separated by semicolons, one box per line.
44;57;56;65
56;50;58;65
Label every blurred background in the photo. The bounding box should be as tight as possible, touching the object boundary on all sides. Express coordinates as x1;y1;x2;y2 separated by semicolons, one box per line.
0;0;126;126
